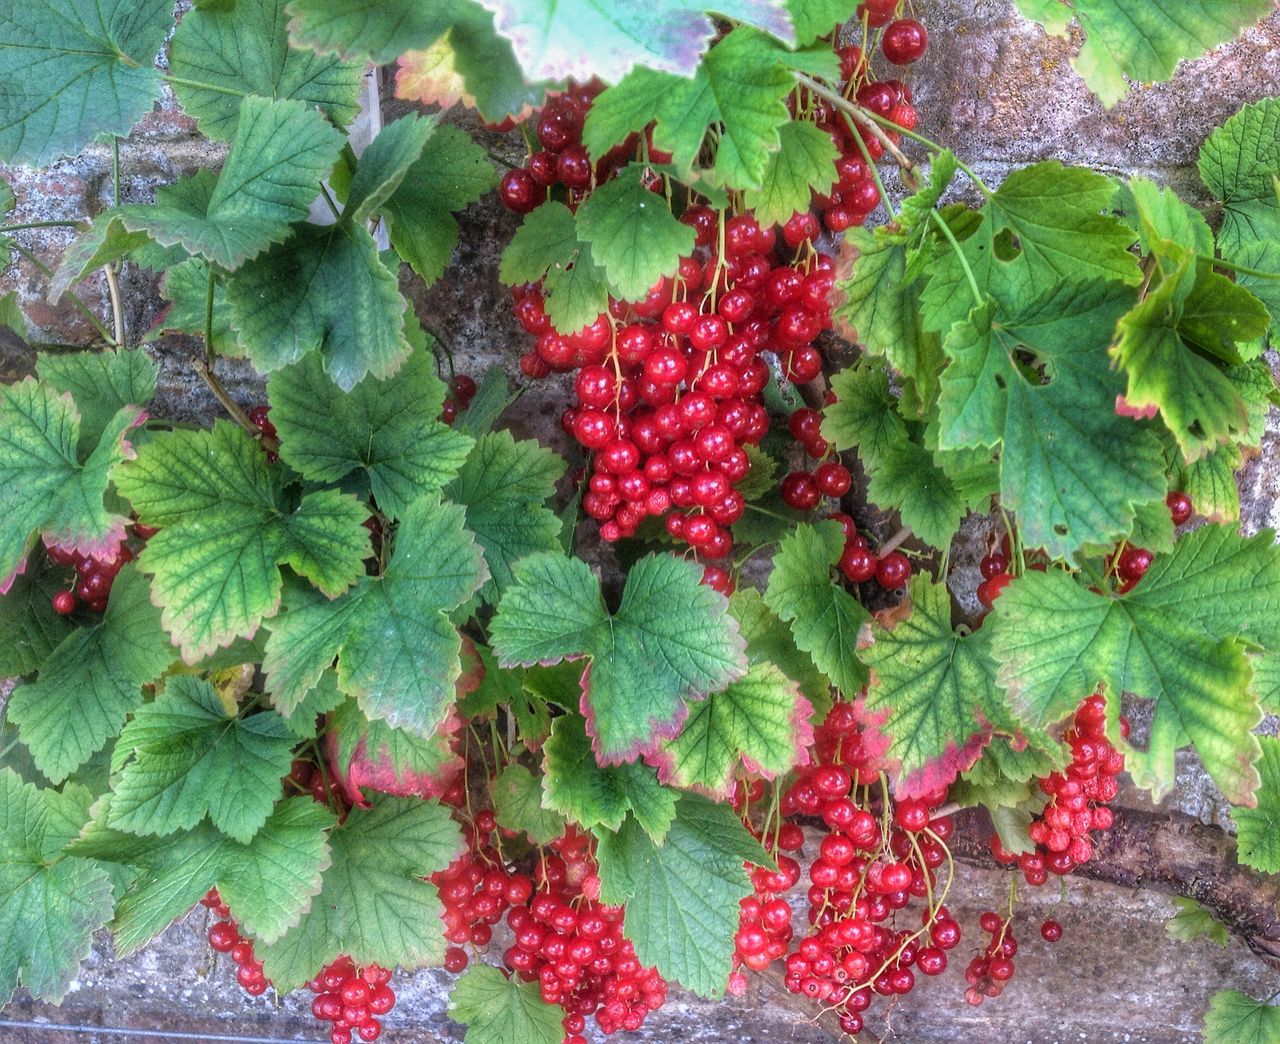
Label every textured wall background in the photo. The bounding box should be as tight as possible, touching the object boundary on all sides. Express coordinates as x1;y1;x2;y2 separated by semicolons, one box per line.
3;2;1280;1041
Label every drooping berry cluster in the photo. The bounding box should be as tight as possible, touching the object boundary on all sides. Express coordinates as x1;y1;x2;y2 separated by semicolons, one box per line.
439;374;477;425
990;694;1125;884
46;525;144;615
962;910;1017;1006
737;701;962;1036
823;509;914;592
202;888;269;997
305;956;396;1044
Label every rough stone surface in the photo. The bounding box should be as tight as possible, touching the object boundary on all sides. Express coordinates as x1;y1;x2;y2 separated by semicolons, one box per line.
3;1;1280;1041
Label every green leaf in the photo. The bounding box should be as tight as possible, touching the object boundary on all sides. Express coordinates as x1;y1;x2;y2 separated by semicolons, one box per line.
1112;255;1253;462
108;676;296;843
445;431;565;603
120;97;345;268
499;202;609;335
36;350;157;448
328;698;463;799
652;661;812;797
169;0;364;141
595;794;767;997
491;552;746;764
729;587;830;717
0;553;74;677
1165;897;1229;948
1232;736;1280;874
938;282;1166;560
542;711;676;842
115;421;370;662
583;27;799;191
744;120;839;227
1230;239;1280;347
823;360;908;467
764;521;869;697
151;259;240;353
260;795;463;992
228;221;411;390
493;763;566;844
577;165;695;301
0;0;171;165
1200;99;1280;258
382;123;498;286
786;0;853;45
1204;989;1280;1044
285;0;457;61
1181;443;1242;524
88;796;335;954
922;162;1140;335
7;566;173;784
1116;177;1214;262
991;525;1280;804
860;577;1007;796
262;495;488;737
0;380;140;596
268;345;473;520
864;433;969;550
475;0;794;84
0;770;113;1005
1014;1;1274;108
448;965;562;1044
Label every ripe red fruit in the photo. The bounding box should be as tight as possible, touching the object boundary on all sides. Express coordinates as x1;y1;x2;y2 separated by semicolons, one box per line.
814;461;852;497
1166;490;1194;526
1040;919;1063;942
51;590;77;615
840;545;878;583
882;19;929;64
780;471;821;511
498;168;538;213
875;551;912;590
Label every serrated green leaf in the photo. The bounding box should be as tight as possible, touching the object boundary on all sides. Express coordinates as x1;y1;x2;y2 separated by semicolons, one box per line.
729;587;830;717
583;27;799;191
0;0;171;165
149;261;239;355
595;794;767;997
542;711;676;843
328;698;463;800
338;114;436;226
865;433;968;550
476;0;793;84
48;212;160;304
7;566;174;783
763;521;869;697
1165;897;1230;947
1181;443;1242;524
1232;736;1280;874
745;120;839;227
96;796;335;954
922;162;1140;335
260;795;463;992
448;964;562;1044
381;123;498;286
268;345;473;520
112;97;346;269
1200;99;1280;257
577;165;694;301
36;350;157;448
653;661;812;798
493;763;565;844
939;282;1165;560
1204;989;1280;1044
499;202;609;335
1116;177;1215;262
860;577;1006;796
0;770;113;1005
992;525;1279;804
115;421;370;662
823;360;908;466
786;0;852;45
0;380;140;596
1229;239;1280;347
169;0;364;141
492;552;746;764
1014;1;1273;108
445;431;565;603
285;0;457;61
263;495;488;737
108;676;296;843
228;220;411;390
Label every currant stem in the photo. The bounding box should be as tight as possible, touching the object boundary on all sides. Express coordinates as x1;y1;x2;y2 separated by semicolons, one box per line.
193;355;280;453
840;110;899;220
103;262;126;347
878;524;914;556
11;241;117;345
204;263;217;365
0;220;86;233
1199;254;1280;280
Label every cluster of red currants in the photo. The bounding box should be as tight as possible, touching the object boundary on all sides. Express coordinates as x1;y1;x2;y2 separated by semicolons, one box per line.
202;888;269;997
730;702;961;1036
990;693;1126;885
962;910;1018;1007
305;956;396;1044
439;374;477;425
47;525;146;615
819;508;914;591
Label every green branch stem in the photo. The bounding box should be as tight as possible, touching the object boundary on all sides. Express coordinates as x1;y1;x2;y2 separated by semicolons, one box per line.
1200;254;1280;280
103;262;125;346
857;107;994;198
930;210;984;307
11;241;116;345
840;110;898;219
192;355;279;453
796;72;920;185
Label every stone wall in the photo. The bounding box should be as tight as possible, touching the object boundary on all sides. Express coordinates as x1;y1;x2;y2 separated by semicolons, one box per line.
3;2;1280;1041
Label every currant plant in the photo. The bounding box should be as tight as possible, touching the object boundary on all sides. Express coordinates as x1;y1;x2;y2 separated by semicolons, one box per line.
1;1;1279;1042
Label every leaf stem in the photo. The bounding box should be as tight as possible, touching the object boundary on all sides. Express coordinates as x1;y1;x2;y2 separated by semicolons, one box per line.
0;220;87;233
204;263;217;365
930;210;984;307
104;262;126;346
796;73;919;188
857;106;994;198
839;110;898;220
11;241;116;345
878;524;913;556
1199;254;1280;280
192;355;280;453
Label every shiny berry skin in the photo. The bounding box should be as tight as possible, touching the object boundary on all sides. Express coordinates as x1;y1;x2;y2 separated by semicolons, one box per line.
882;18;928;64
1040;919;1063;942
782;212;819;247
498;168;538;213
977;572;1012;608
1167;490;1194;525
980;553;1009;579
51;589;77;615
1116;546;1153;585
813;461;851;498
840;545;878;583
780;471;822;511
875;551;911;590
443;947;469;973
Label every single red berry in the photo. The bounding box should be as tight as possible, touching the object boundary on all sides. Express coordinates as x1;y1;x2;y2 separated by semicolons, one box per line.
1040;919;1063;942
1166;490;1194;526
51;589;77;615
882;19;928;64
780;471;822;511
875;551;911;590
813;461;852;497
